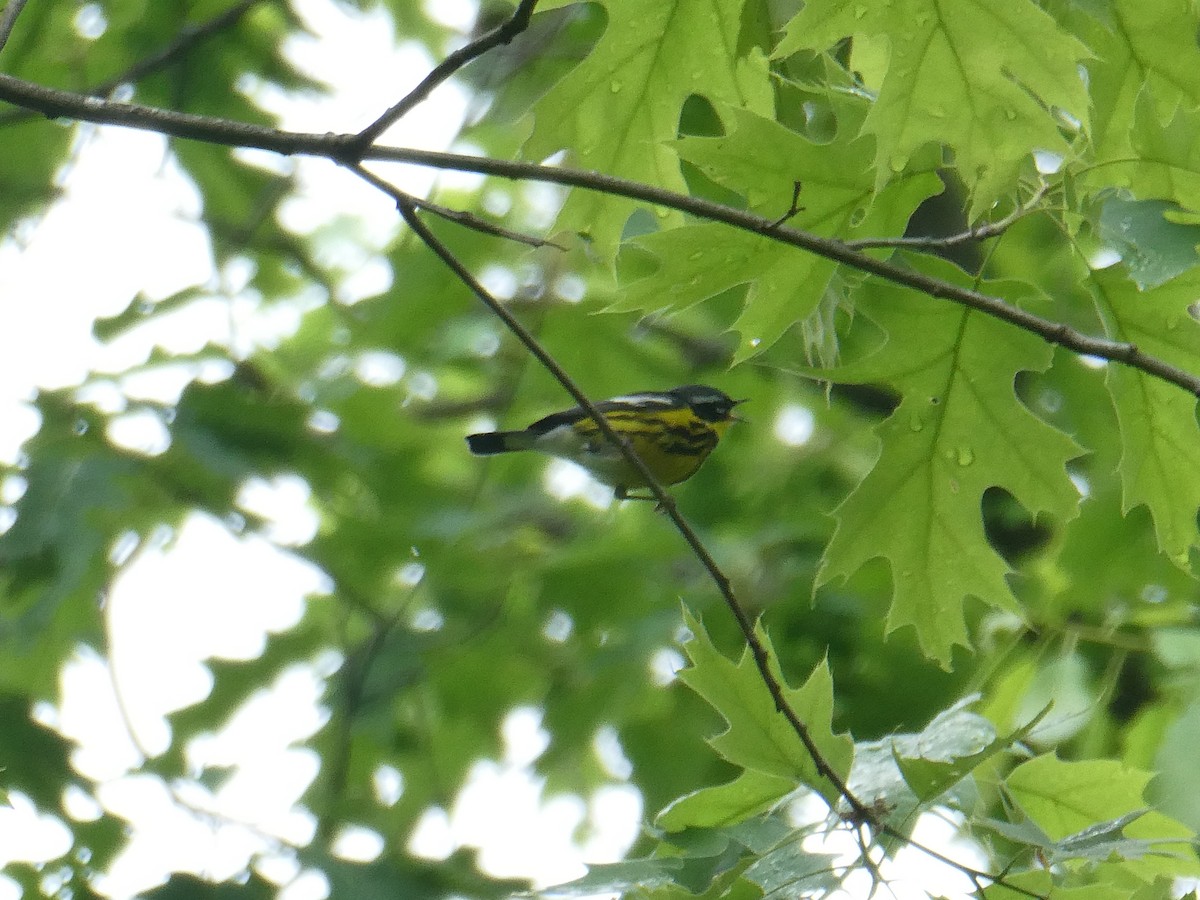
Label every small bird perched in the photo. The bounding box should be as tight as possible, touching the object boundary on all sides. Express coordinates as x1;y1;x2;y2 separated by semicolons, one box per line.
465;385;744;499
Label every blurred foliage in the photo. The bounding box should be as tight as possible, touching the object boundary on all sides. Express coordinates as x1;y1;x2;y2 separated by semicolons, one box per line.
2;0;1200;897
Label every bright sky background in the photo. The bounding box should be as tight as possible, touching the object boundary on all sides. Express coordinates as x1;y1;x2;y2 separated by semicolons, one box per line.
0;1;986;897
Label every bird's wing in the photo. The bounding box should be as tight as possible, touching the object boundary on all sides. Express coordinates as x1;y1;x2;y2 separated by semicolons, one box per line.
526;393;680;435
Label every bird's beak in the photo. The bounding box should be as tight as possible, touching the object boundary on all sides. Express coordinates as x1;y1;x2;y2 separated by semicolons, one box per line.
730;398;749;422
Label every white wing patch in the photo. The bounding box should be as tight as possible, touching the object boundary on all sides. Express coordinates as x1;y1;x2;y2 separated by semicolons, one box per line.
607;393;678;409
689;391;726;405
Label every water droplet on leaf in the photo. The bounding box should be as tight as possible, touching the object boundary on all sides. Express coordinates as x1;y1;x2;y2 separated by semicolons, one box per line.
1140;584;1168;604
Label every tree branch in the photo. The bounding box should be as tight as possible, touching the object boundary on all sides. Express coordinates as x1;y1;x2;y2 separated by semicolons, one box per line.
107;0;270;90
0;0;30;56
844;183;1051;251
0;0;272;130
346;158;877;824
0;65;1069;899
0;73;1192;401
402;186;566;250
349;0;540;152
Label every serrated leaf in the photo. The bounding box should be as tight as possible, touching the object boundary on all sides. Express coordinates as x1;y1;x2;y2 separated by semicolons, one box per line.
541;858;685;896
775;0;1090;212
549;829;745;897
1006;754;1152;841
657;769;796;831
977;814;1054;849
1072;0;1200;160
743;841;841;900
1090;267;1200;564
842;701;999;831
725;815;795;855
815;261;1083;664
1049;811;1151;864
677;611;852;807
615;105;941;359
525;0;774;255
1097;198;1200;290
892;697;1043;801
1093;90;1200;213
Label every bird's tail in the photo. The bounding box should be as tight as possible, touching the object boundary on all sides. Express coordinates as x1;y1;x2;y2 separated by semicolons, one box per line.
465;430;534;455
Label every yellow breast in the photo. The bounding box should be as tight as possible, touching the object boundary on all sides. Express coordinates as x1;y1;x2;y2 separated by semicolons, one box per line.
571;407;726;488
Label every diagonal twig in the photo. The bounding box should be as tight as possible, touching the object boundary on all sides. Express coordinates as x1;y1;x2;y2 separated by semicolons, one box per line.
357;165;565;250
355;161;1050;899
349;0;540;153
0;0;30;56
409;192;567;250
844;183;1051;251
346;157;876;822
0;68;1065;900
106;0;269;90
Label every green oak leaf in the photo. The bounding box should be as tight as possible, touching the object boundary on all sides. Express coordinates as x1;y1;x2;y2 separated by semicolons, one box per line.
815;260;1083;665
615;106;941;360
1071;0;1200;161
743;842;842;900
657;769;796;832
677;610;853;808
891;698;1040;803
1124;91;1200;212
525;0;774;257
775;0;1090;214
1090;267;1200;565
1006;754;1151;841
1097;198;1200;290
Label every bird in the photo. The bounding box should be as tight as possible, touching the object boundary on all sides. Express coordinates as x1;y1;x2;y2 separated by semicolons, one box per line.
465;384;744;499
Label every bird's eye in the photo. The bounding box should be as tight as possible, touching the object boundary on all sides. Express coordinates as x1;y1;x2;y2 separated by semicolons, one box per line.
692;401;727;422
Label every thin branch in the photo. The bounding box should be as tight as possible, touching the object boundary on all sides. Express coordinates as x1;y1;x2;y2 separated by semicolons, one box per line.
769;180;806;229
0;70;1068;900
357;165;564;248
110;0;269;90
350;0;540;152
348;159;877;823
0;0;30;56
844;183;1051;251
0;75;1191;401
